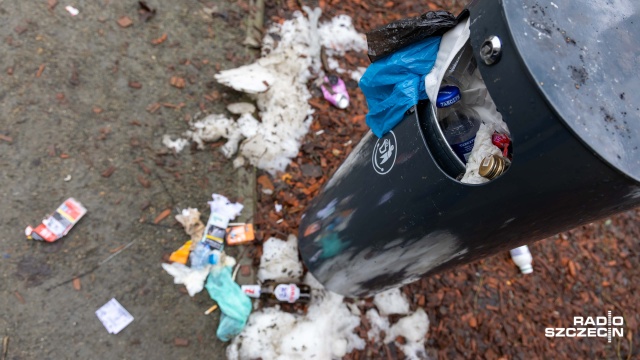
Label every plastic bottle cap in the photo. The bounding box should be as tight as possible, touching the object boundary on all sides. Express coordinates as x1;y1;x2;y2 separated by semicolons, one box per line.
436;85;461;108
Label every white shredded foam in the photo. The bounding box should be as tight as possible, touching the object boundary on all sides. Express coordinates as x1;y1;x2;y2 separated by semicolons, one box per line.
384;308;430;360
373;288;411;316
227;277;365;359
162;135;189;153
366;308;389;342
227;234;434;359
257;235;304;283
165;9;366;175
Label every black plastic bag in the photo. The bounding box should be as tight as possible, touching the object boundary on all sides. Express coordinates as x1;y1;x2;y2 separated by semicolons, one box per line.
366;10;464;62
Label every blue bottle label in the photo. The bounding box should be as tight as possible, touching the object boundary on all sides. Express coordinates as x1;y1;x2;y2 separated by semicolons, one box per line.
451;137;476;163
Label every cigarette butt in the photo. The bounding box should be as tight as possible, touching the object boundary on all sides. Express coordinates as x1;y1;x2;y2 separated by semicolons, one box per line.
204;304;218;315
2;336;9;360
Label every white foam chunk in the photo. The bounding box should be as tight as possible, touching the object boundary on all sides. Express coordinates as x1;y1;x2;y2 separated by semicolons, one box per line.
366;308;390;342
227;102;257;115
257;235;303;282
384;308;430;360
227;272;365;359
162;135;189;153
373;288;411;316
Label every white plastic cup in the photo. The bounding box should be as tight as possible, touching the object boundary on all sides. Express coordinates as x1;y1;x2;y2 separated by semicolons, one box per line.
510;245;533;274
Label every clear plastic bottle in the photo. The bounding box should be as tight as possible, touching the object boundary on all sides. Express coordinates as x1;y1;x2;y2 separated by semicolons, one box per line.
510;245;533;274
190;242;220;269
436;85;481;163
444;41;478;89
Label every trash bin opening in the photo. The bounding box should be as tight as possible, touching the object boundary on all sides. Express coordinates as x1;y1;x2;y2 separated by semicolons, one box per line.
423;18;513;185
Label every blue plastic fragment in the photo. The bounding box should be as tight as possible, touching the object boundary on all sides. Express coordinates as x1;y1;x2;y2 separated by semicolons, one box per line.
359;36;441;138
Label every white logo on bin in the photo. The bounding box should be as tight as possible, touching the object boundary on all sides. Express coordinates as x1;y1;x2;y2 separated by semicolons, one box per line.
372;131;397;175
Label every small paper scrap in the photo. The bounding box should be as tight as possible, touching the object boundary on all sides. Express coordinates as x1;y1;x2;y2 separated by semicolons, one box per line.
95;298;134;334
65;5;79;16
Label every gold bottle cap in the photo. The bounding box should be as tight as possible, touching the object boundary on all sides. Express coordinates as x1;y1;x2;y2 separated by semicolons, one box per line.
479;154;506;179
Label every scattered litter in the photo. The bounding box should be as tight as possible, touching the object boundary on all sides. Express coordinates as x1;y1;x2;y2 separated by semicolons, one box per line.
162;262;210;297
373;288;410;315
164;9;365;174
206;266;253;341
199;194;244;252
510;245;533;274
2;336;8;360
227;273;365;359
384;308;429;360
169;240;192;265
63;175;72;182
257;235;303;282
321;75;350;109
241;281;311;304
226;102;256;115
65;5;79;16
365;308;389;342
315;130;325;136
232;157;245;169
25;198;87;242
95;298;134;335
175;208;205;240
204;304;219;315
162;135;189;153
226;224;255;246
274;203;282;213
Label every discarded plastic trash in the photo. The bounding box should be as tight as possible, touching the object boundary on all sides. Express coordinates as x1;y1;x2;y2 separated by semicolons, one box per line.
169;240;192;265
242;281;312;304
162;262;210;296
436;85;481;163
360;36;441;138
95;298;134;334
510;245;533;274
226;224;255;246
491;132;512;158
321;75;349;109
205;266;252;342
198;194;244;252
190;243;221;269
366;10;457;62
25;198;87;242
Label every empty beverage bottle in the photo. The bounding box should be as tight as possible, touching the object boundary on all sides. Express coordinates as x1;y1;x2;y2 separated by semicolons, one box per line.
241;281;312;304
444;40;478;89
436;85;481;163
510;245;533;274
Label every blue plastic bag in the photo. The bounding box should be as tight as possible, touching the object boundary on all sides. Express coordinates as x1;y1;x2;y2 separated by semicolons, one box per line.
359;36;441;138
205;266;252;342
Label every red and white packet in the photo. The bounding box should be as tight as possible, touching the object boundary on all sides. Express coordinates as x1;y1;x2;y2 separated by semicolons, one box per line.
25;198;87;242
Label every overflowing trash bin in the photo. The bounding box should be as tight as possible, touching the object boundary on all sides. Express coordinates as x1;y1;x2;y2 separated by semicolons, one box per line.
298;0;640;297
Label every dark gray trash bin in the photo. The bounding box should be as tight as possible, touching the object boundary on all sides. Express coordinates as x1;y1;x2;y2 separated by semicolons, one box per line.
298;0;640;297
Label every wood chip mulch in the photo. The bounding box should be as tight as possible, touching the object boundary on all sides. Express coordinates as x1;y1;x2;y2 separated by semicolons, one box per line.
248;1;640;359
